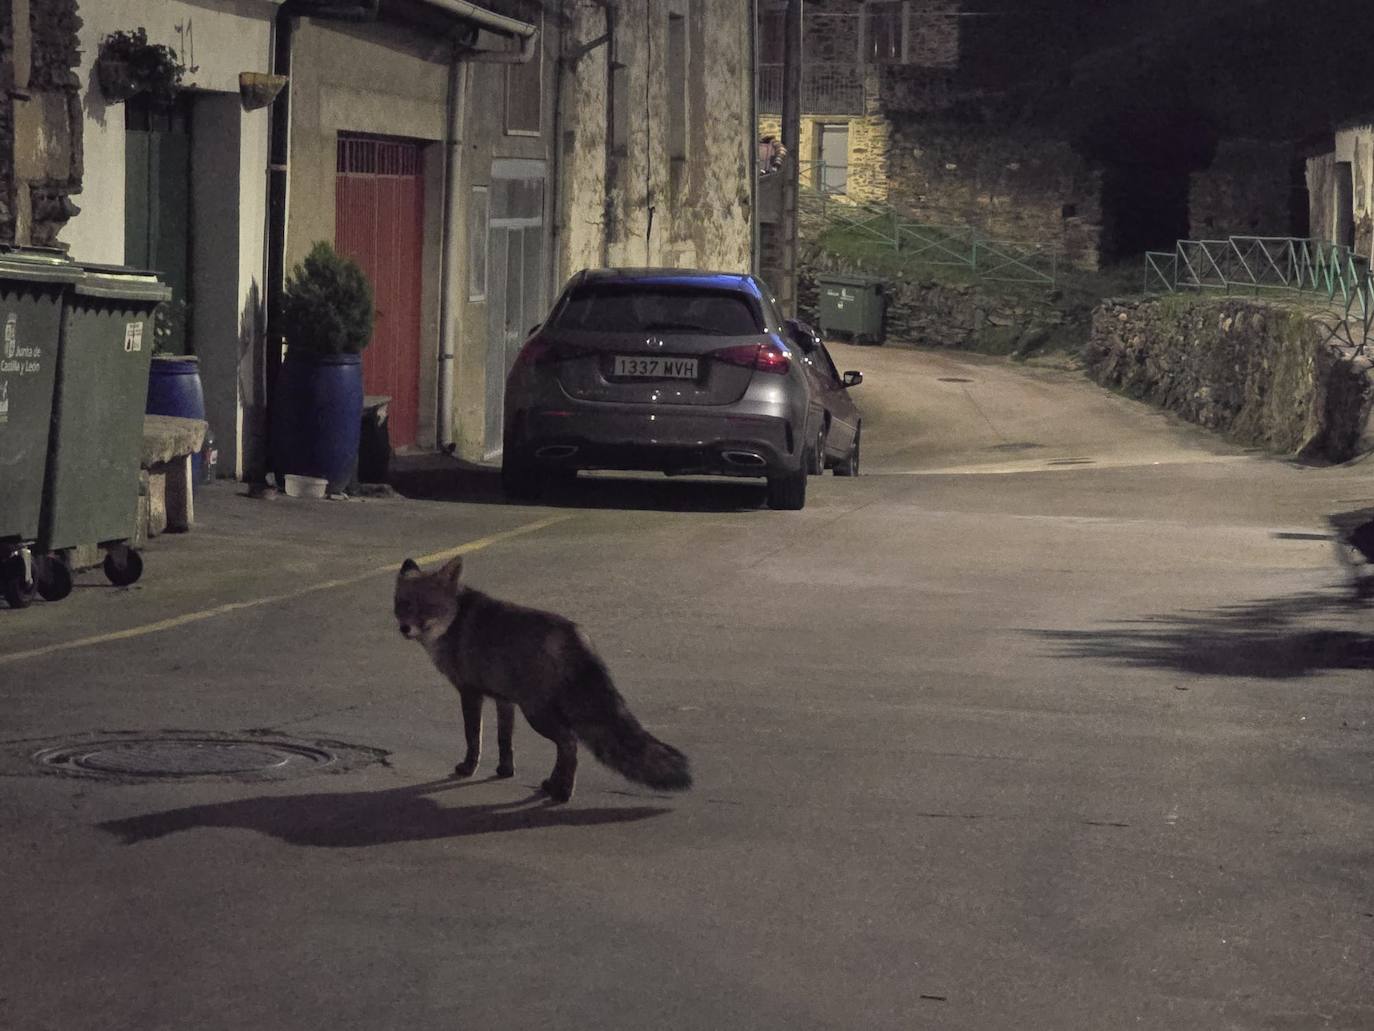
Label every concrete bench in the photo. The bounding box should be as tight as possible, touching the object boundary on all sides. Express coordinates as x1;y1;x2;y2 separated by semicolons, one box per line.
139;414;208;540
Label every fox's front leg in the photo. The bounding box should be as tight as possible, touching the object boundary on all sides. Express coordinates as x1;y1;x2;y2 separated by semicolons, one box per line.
454;688;484;777
495;700;515;778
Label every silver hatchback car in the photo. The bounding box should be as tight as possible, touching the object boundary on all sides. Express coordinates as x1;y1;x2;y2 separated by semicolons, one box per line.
502;268;844;510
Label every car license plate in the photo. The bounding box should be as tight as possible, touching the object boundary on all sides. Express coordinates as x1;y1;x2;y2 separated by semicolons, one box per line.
613;355;698;379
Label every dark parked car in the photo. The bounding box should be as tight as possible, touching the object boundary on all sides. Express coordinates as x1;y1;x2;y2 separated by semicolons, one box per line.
501;268;863;510
788;320;863;476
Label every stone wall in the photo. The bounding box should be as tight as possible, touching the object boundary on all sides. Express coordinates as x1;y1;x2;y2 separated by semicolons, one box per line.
907;0;959;68
1189;139;1295;240
759;109;892;207
1086;296;1374;460
845;114;891;204
597;0;752;271
3;0;83;248
885;118;1104;271
1307;152;1336;248
772;0;960;66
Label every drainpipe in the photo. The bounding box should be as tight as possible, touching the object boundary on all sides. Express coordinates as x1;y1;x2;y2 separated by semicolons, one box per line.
602;2;617;267
419;0;538;44
749;0;759;275
262;5;295;483
548;3;565;315
436;55;466;452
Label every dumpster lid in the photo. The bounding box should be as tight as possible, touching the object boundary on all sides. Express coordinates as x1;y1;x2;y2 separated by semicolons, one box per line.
0;247;83;284
74;263;173;303
816;273;883;288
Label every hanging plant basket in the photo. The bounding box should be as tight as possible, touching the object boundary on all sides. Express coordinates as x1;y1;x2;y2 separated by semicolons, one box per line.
96;29;195;107
239;72;288;111
96;55;141;103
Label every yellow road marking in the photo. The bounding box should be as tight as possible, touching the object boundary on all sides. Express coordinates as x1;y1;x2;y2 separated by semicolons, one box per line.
0;514;572;667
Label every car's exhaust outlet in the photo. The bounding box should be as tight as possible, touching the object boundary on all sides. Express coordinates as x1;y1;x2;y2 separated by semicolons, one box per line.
721;450;766;467
535;444;579;459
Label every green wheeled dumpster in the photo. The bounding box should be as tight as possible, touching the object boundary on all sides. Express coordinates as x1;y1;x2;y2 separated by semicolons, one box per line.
0;249;82;608
38;264;170;590
816;273;886;344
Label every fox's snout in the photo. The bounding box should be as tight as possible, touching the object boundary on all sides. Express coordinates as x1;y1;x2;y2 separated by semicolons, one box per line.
398;622;417;639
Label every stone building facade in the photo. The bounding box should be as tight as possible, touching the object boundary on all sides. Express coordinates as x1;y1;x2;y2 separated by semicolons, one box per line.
757;0;1108;272
62;0;277;481
50;0;754;476
287;0;753;467
1307;123;1374;258
1;0;83;249
757;0;958;205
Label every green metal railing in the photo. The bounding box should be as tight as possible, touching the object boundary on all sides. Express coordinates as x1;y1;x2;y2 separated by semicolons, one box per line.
1144;236;1372;352
799;167;1057;288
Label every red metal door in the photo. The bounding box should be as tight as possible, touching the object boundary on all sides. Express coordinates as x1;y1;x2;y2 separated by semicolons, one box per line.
335;135;425;448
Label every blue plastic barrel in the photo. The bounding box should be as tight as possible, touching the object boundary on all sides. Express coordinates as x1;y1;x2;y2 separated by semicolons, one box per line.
146;356;208;483
271;351;363;494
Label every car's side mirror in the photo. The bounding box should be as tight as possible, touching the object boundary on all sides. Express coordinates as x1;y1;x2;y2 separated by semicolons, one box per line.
784;317;819;353
842;370;863;388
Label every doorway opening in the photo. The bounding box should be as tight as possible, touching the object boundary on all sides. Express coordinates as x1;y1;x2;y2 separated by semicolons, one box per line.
484;161;547;458
335;134;426;449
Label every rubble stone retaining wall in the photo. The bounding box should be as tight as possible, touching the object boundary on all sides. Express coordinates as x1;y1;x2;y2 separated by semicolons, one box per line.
1086;296;1374;461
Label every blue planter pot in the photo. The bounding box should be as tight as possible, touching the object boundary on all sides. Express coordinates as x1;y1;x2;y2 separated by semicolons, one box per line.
147;355;209;486
271;351;363;493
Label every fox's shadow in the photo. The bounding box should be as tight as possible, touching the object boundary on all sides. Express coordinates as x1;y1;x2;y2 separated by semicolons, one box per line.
99;777;671;848
1029;588;1374;679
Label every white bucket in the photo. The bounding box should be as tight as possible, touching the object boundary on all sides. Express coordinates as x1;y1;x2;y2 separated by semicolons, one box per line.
282;474;328;499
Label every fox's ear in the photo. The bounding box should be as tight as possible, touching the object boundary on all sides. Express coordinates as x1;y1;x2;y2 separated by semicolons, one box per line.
399;558;420;578
440;555;464;587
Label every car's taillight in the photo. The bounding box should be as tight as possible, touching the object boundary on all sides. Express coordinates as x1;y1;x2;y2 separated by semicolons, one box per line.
709;341;790;375
513;338;585;369
512;338;554;369
754;341;790;374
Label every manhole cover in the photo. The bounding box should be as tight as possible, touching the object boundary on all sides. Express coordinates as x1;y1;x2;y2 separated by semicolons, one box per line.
8;731;387;783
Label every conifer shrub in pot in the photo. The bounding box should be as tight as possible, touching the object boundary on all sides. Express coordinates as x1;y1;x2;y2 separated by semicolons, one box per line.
272;242;374;494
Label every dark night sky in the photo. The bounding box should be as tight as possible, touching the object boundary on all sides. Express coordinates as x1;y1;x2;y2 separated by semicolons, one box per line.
954;0;1374;145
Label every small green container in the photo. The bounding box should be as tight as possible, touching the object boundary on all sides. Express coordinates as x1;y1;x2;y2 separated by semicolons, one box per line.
816;273;886;344
39;264;170;552
0;250;82;545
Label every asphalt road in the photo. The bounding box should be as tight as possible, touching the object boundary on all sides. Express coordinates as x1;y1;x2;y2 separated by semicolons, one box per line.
2;343;1372;1030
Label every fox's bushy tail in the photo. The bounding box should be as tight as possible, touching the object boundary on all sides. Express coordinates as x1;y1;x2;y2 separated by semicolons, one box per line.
564;653;692;791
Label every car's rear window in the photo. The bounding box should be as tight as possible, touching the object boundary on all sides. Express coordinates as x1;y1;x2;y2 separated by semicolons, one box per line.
550;286;762;335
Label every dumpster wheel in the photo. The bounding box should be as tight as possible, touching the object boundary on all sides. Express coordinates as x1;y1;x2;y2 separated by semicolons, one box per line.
103;546;144;588
2;552;36;609
35;555;73;602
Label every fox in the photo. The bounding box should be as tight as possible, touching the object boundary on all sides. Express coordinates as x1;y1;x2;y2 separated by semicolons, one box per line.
394;555;692;803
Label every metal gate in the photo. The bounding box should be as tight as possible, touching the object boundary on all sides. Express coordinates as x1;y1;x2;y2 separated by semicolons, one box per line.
484;162;547;456
335;135;425;448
